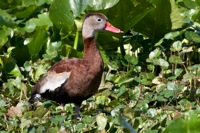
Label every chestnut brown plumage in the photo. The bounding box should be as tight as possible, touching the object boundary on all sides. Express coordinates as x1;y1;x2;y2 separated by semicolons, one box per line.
29;13;122;117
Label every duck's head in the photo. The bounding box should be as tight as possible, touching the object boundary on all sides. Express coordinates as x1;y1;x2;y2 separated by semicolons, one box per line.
82;13;122;39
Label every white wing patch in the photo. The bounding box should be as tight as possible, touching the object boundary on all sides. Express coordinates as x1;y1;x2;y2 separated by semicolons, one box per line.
39;71;71;93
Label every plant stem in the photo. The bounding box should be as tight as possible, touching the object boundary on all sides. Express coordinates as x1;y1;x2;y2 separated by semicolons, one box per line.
74;31;79;50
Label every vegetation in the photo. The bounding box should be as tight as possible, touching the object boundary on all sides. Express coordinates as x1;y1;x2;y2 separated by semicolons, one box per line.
0;0;200;132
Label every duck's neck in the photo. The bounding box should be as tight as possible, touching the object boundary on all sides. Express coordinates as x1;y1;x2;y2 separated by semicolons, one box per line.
83;37;102;63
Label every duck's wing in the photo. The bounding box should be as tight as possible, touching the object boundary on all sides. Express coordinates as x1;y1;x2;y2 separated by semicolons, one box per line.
29;58;79;103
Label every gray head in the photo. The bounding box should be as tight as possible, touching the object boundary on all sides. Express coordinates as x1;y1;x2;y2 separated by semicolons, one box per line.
82;13;122;39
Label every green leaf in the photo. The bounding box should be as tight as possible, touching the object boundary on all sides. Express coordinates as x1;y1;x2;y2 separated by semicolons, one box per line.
175;68;183;76
34;64;46;81
187;64;200;70
116;85;126;97
0;99;6;108
46;127;58;133
170;41;182;52
156;58;169;69
178;99;192;110
185;31;200;43
134;0;185;41
50;115;67;125
167;82;178;91
149;48;161;59
162;90;174;98
0;29;8;48
69;0;89;17
169;55;182;64
157;95;167;102
124;55;138;66
24;61;31;71
27;29;48;57
49;0;74;29
147;64;155;71
33;106;49;118
0;9;16;28
26;13;52;32
88;0;119;11
182;73;194;82
164;31;180;40
181;46;193;53
97;0;155;50
9;64;21;77
164;111;200;133
180;0;200;10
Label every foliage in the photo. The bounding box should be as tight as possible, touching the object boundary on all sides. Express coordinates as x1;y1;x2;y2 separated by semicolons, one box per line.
0;0;200;132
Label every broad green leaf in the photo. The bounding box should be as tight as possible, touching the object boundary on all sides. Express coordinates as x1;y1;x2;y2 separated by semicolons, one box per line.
148;58;169;69
9;64;21;77
33;106;49;118
69;0;89;17
164;31;180;40
34;64;46;81
134;77;152;85
0;0;21;9
182;73;194;82
169;55;182;64
181;46;193;53
22;0;51;6
178;99;192;110
12;6;38;19
27;29;48;57
26;13;53;32
167;82;178;91
0;99;6;108
0;29;8;48
175;68;183;76
0;9;16;28
46;127;58;133
88;0;119;11
162;90;174;98
140;72;155;80
170;41;182;52
157;95;167;102
147;64;155;71
185;31;200;43
49;0;74;29
134;0;185;41
180;0;200;9
124;54;138;65
24;61;32;71
96;95;108;105
49;115;67;124
149;48;161;59
106;0;155;32
188;64;200;70
97;0;155;50
116;85;126;97
164;111;200;133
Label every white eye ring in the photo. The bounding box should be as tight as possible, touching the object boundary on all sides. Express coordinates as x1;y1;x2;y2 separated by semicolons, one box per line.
96;18;102;22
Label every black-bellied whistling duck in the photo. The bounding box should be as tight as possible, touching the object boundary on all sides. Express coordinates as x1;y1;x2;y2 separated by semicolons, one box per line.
29;13;122;117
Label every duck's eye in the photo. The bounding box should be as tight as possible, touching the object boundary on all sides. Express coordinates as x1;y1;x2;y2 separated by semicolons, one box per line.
97;18;102;22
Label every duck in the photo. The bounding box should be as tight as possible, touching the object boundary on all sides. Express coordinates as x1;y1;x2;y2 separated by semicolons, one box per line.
29;12;122;117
